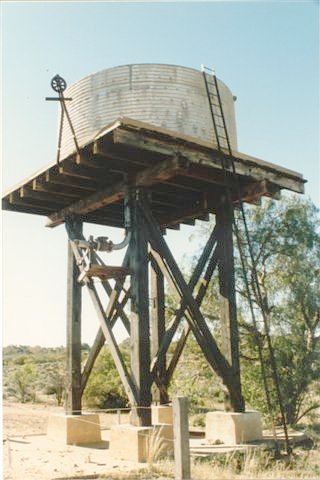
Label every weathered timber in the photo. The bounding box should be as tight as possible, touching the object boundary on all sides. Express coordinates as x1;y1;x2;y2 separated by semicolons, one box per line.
150;253;168;404
165;242;220;385
110;288;131;326
129;190;152;426
3;119;304;230
65;217;83;415
58;163;112;182
32;178;90;198
94;251;131;334
173;397;191;480
114;124;304;193
111;120;304;193
2;201;52;216
9;192;60;211
46;156;189;228
45;170;102;191
139;197;245;412
216;200;240;371
158;195;215;228
69;239;138;405
81;284;129;393
239;179;281;203
80;249;132;394
19;186;68;206
216;199;244;411
85;279;138;405
84;264;130;280
75;152;120;170
150;226;218;376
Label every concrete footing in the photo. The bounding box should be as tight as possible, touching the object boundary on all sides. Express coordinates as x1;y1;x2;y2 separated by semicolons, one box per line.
110;424;152;462
47;413;101;445
206;411;263;445
151;405;173;425
110;423;173;463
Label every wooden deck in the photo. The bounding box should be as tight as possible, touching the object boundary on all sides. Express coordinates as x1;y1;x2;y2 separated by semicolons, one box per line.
2;117;305;229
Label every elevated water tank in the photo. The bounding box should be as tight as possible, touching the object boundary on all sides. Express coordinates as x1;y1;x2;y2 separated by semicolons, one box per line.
60;64;238;159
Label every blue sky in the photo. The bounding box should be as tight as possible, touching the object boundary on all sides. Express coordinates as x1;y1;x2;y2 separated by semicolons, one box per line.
2;0;319;347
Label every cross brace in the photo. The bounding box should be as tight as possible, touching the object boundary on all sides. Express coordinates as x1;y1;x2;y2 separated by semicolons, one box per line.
64;187;244;423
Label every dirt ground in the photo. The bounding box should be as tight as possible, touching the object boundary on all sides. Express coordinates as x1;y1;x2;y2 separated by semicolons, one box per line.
2;401;152;480
3;401;318;480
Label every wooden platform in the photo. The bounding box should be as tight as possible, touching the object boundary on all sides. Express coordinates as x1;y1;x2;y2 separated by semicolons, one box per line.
85;264;130;279
2;117;305;229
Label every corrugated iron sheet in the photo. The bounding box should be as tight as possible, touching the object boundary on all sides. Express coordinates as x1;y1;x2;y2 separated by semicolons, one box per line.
60;64;238;158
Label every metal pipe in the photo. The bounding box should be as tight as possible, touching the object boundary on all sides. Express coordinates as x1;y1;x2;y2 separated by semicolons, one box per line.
74;231;131;252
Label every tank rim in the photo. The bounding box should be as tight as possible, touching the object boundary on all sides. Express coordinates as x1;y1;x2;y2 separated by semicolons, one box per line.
65;63;234;96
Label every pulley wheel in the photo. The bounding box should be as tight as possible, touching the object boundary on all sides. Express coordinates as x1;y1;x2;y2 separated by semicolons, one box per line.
51;75;67;93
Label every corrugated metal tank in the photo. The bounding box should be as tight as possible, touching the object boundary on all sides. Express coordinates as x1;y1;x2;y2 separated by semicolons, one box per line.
60;64;238;159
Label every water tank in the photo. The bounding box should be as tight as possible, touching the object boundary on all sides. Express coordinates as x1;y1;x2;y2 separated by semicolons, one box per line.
60;64;238;159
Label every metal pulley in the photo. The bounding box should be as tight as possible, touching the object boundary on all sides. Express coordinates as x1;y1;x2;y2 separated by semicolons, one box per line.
45;74;79;164
51;74;67;93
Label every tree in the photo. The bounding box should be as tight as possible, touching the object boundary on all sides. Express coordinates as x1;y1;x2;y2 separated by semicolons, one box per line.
46;369;66;406
8;363;38;403
83;345;129;410
235;196;320;425
168;336;224;414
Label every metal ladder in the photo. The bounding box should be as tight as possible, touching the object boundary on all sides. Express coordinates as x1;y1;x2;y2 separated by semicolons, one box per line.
201;65;232;156
201;64;291;456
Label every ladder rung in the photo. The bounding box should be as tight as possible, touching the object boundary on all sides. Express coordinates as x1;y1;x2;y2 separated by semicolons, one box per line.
201;65;215;73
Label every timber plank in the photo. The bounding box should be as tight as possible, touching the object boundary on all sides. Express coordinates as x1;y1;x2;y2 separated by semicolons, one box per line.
85;264;130;279
112;125;304;193
80;251;131;394
46;156;189;228
2;118;305;228
139;197;245;411
68;238;138;406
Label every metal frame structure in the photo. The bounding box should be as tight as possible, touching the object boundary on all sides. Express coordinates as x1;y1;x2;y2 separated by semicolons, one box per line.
2;117;305;427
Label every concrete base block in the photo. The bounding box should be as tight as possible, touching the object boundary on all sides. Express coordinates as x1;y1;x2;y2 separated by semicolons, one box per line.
206;411;263;445
110;424;152;463
47;413;101;445
152;405;173;425
110;423;174;463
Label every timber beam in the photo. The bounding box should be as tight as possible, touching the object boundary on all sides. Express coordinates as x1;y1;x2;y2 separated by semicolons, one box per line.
112;122;305;194
67;233;139;406
80;250;131;394
46;156;189;228
138;196;245;412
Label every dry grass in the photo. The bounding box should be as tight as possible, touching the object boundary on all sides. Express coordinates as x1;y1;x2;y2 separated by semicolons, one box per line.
146;426;173;466
189;448;320;479
89;447;320;480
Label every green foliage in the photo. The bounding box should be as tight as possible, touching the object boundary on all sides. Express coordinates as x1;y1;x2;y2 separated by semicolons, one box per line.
7;363;38;402
83;345;129;410
235;196;320;425
169;337;224;413
3;345;68;405
45;369;66;406
172;195;319;427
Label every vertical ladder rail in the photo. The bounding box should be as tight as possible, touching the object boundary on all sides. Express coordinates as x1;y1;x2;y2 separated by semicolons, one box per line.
201;65;291;456
201;65;233;156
